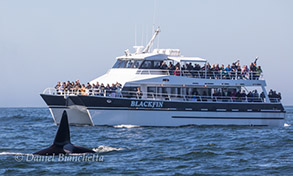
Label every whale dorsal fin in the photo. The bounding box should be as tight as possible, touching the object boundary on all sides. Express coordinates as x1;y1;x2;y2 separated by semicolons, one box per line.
53;111;71;145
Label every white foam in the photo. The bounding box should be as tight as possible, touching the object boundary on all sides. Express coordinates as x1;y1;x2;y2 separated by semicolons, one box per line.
284;123;291;127
114;124;140;128
0;152;28;155
93;145;124;153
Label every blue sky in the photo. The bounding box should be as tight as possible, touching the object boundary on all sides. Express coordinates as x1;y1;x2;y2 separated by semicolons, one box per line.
0;0;292;107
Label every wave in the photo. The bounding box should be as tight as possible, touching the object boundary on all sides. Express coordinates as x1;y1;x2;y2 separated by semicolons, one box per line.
113;124;140;128
0;152;30;156
93;145;124;153
284;123;291;127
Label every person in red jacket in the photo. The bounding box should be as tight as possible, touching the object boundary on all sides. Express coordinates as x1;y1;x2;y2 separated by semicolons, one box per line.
174;66;181;76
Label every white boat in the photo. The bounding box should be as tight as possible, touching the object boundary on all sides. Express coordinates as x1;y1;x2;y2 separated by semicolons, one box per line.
41;27;286;127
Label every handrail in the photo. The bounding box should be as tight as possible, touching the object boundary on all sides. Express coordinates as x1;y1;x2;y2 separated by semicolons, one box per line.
43;88;57;95
136;69;264;80
42;88;280;103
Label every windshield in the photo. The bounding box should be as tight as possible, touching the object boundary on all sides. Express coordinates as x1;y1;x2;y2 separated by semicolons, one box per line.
112;59;143;68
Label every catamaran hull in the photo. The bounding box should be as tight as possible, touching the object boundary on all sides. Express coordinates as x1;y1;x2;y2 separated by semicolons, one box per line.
86;109;285;127
42;95;286;127
49;107;93;125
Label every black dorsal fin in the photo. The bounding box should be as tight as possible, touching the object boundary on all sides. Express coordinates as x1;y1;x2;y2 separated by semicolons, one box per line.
53;111;71;145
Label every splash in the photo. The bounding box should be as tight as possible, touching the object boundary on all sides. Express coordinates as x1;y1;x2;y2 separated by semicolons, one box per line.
0;152;29;156
114;124;140;128
284;123;291;127
93;145;124;153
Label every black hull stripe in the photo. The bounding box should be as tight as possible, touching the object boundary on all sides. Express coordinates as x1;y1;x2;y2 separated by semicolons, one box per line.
48;106;285;114
86;107;284;113
41;94;285;113
172;116;284;120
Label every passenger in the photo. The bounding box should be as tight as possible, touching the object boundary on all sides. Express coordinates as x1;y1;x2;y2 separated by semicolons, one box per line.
210;64;216;79
214;64;220;79
247;91;254;102
193;63;201;78
224;64;231;79
136;87;143;99
260;92;265;102
241;65;248;79
174;66;181;76
253;90;260;102
91;83;96;95
187;63;193;70
105;84;111;96
110;83;117;97
94;82;101;95
160;61;168;69
55;82;61;94
219;64;225;79
168;62;175;75
116;82;122;97
74;80;81;94
100;83;105;96
65;81;71;94
70;82;75;93
249;63;257;80
256;66;262;80
81;84;86;95
85;82;91;95
116;82;122;88
59;82;65;95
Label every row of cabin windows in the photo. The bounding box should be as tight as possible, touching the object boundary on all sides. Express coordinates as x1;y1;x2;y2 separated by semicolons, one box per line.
147;87;238;97
112;59;171;69
121;86;238;98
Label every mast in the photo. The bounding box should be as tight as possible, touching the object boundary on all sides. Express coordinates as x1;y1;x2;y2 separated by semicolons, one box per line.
142;27;160;53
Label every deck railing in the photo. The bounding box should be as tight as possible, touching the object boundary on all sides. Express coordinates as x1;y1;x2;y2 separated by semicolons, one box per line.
43;88;280;103
136;69;263;80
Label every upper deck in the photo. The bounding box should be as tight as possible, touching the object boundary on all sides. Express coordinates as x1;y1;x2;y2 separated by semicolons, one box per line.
98;26;264;86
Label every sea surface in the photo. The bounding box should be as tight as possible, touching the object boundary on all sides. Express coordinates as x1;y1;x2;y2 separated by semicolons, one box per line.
0;107;292;176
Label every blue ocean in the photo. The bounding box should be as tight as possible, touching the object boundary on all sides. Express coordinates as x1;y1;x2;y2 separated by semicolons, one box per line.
0;107;292;175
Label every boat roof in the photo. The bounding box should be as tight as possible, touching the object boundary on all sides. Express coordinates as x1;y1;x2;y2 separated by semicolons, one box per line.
117;53;206;62
116;53;168;60
168;56;206;63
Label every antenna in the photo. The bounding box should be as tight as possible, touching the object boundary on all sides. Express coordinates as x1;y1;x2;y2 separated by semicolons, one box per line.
152;0;156;32
145;25;148;47
143;26;160;53
157;32;160;49
141;25;144;46
134;24;137;46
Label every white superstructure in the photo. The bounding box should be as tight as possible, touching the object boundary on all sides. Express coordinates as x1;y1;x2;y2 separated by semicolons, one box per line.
41;27;285;127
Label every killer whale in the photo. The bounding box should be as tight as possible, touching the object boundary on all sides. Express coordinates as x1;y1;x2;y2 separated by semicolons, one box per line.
34;110;95;155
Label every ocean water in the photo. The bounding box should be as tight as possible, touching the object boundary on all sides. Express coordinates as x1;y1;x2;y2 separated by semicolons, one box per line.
0;107;292;176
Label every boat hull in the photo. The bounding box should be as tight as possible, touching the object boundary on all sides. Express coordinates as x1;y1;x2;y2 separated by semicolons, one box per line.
41;94;286;127
87;109;285;127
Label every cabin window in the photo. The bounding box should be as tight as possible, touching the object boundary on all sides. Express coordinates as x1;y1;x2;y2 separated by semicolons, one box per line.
112;59;143;68
153;61;161;69
140;61;152;69
112;59;124;68
139;60;164;69
126;60;135;68
133;60;143;68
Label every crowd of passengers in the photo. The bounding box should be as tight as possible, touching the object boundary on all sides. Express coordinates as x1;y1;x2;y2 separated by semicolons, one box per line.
54;80;281;102
157;59;262;80
207;89;281;102
55;80;122;96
